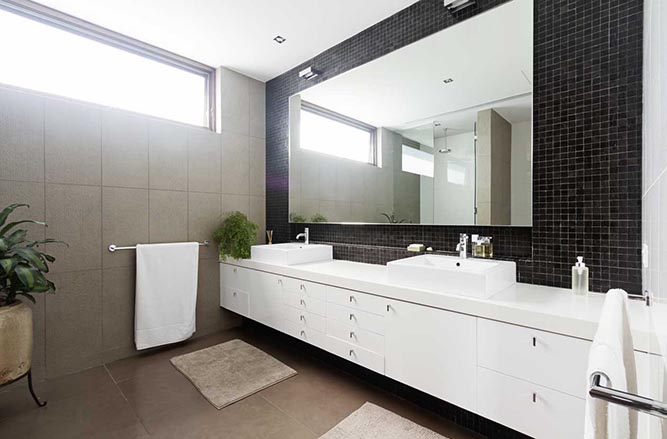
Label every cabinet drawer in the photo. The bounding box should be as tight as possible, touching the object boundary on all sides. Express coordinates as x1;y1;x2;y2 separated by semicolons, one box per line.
327;319;385;355
477;367;585;439
282;277;326;300
477;319;590;398
283;292;326;316
284;320;326;349
326;336;384;374
284;305;326;333
220;264;248;292
221;288;249;317
327;302;385;335
326;287;386;316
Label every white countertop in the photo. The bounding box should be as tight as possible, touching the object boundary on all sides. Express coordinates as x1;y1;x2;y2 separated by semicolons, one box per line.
222;258;657;354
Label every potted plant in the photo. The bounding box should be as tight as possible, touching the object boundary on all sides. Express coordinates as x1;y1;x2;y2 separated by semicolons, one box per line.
0;203;62;406
213;211;258;260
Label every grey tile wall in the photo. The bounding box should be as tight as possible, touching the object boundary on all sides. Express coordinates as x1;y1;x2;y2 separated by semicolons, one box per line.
0;68;266;378
267;0;643;294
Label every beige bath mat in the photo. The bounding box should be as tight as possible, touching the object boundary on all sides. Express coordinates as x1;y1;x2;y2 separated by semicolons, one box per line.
170;339;297;409
320;403;448;439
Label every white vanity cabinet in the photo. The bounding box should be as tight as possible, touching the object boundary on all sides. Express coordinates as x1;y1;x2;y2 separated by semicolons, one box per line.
219;262;655;438
384;298;477;413
248;271;284;330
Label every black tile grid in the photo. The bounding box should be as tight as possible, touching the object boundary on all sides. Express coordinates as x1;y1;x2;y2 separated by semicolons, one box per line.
267;1;643;291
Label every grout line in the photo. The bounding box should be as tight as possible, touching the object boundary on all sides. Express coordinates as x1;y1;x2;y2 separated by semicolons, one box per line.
259;393;320;437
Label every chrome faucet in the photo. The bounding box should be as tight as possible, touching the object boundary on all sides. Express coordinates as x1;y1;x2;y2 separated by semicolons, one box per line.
296;227;309;245
456;233;468;259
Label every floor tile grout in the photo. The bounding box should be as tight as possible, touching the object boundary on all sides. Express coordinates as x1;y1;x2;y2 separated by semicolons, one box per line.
259;393;320;438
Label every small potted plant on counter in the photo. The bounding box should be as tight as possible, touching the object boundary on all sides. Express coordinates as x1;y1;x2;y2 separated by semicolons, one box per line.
214;211;258;261
0;203;64;407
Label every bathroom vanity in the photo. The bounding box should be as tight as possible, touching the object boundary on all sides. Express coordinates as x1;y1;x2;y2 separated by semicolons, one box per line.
220;253;657;439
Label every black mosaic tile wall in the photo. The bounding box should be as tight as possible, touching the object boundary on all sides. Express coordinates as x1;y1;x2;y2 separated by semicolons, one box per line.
267;0;643;294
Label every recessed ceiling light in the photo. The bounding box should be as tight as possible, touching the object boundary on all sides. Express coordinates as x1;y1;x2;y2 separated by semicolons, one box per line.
443;78;454;84
273;35;286;44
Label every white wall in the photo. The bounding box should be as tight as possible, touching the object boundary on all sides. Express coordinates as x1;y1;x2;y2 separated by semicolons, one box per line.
511;120;532;225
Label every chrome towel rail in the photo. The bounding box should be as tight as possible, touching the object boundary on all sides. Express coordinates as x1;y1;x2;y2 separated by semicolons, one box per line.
108;240;210;252
589;372;667;419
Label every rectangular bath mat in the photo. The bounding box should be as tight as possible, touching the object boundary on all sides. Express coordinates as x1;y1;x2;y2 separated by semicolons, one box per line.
170;339;297;409
320;403;448;439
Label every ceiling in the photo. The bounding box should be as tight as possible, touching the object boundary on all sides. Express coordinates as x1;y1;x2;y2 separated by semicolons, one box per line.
299;0;532;129
34;0;419;81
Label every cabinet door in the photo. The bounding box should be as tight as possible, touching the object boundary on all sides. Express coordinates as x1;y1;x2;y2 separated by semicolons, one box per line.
248;271;284;331
385;299;477;412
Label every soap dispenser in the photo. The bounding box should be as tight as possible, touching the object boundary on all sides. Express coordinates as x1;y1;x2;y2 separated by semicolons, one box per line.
572;256;589;295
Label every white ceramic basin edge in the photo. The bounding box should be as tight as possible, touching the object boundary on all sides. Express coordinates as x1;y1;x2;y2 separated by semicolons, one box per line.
251;243;333;266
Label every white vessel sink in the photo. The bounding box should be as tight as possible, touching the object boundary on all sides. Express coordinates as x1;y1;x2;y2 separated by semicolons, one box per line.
387;254;516;299
251;243;333;266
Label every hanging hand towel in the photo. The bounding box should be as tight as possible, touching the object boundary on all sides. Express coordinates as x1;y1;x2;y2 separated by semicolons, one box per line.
135;242;199;350
585;289;638;439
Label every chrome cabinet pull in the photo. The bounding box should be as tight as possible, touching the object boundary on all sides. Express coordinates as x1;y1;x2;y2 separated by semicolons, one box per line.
349;295;354;303
532;337;536;347
300;299;305;306
233;268;237;273
532;393;536;403
300;284;305;290
386;304;391;312
349;313;355;321
232;292;237;297
349;349;354;356
300;315;305;321
349;331;355;339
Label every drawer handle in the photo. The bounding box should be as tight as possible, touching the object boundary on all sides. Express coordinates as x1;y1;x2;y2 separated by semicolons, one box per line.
349;313;355;321
349;331;355;339
386;304;391;312
300;330;305;337
233;268;237;273
349;349;355;356
278;279;282;284
233;292;237;297
300;284;305;290
532;337;536;347
532;393;536;403
300;299;305;306
300;315;305;321
349;295;355;303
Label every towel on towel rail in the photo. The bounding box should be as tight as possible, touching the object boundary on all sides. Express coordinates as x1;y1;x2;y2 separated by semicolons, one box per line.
585;289;638;439
135;242;199;350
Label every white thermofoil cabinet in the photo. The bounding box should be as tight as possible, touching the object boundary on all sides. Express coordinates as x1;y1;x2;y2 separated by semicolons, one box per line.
384;298;477;412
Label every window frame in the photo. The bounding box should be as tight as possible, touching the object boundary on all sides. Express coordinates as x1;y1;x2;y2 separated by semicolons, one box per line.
0;0;217;130
301;100;377;165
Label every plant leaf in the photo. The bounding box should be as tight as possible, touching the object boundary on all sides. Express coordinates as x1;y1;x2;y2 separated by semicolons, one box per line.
0;219;46;236
12;247;48;272
6;229;27;246
27;238;67;248
0;257;18;274
14;264;36;290
0;204;29;228
0;239;9;253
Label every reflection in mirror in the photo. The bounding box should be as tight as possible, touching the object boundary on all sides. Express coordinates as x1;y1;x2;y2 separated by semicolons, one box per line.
289;0;533;226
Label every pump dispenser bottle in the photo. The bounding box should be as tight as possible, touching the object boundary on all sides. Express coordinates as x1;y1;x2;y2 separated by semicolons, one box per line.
572;256;589;295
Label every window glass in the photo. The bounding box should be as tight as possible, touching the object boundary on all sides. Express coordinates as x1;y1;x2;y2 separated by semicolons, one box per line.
0;9;208;127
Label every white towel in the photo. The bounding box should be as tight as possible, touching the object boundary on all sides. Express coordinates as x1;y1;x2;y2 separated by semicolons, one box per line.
585;289;638;439
135;242;199;350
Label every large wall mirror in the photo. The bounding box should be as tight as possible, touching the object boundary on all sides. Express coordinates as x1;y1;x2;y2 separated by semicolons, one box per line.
289;0;533;226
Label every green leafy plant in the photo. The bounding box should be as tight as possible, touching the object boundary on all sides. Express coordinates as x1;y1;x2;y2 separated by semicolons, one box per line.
310;213;328;223
0;204;64;307
213;211;258;260
381;212;406;224
289;213;306;223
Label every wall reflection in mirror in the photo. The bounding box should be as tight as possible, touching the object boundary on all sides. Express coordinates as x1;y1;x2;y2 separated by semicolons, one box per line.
289;0;533;226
